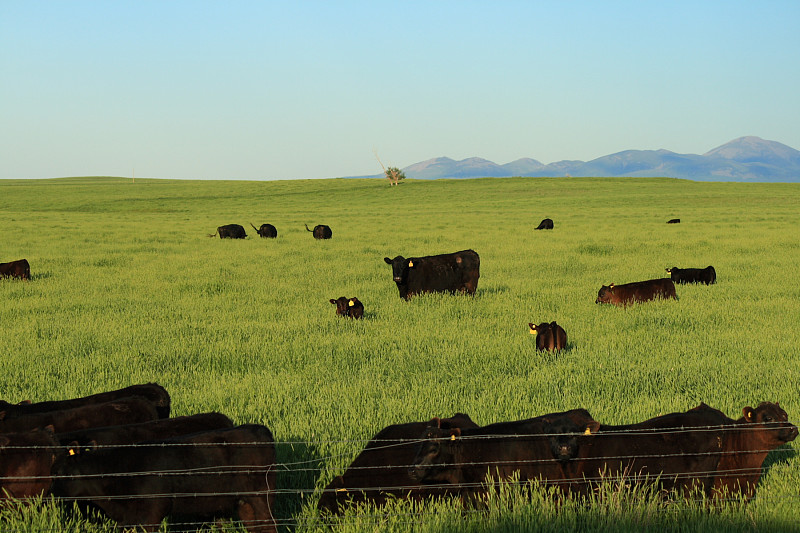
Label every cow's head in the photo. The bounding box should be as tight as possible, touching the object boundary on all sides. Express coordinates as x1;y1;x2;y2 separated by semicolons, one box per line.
409;426;460;483
329;297;349;316
666;267;678;274
384;256;412;284
595;283;615;304
542;412;600;462
741;402;798;448
529;322;552;335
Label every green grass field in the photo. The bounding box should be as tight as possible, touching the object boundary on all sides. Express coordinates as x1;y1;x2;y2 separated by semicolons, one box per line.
1;176;799;532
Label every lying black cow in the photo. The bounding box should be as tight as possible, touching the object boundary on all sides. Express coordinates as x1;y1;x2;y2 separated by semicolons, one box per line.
535;218;554;230
250;223;277;238
53;424;277;533
209;224;247;239
0;427;60;503
595;278;677;307
318;413;479;515
0;259;30;280
56;412;234;451
410;410;599;499
305;224;332;239
528;322;567;352
383;249;480;300
0;383;171;419
667;218;680;224
329;296;364;319
666;266;716;285
0;397;159;434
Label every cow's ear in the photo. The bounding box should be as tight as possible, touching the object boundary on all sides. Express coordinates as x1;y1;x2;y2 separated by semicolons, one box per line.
743;407;755;422
18;399;32;405
528;323;536;333
408;260;415;268
67;441;80;456
585;421;601;435
449;428;462;440
427;417;442;428
348;299;355;307
329;299;337;304
609;283;615;288
383;257;392;264
41;424;55;437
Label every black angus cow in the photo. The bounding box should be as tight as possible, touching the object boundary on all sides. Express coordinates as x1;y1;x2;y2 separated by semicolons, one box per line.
410;410;599;500
0;259;31;280
209;224;247;239
305;224;332;239
318;413;479;515
0;383;171;419
329;297;364;319
667;218;681;224
713;402;798;500
0;427;61;503
528;322;567;352
666;266;716;285
383;249;480;300
595;278;677;307
250;223;277;238
56;412;234;451
535;218;554;230
53;424;277;533
0;398;159;435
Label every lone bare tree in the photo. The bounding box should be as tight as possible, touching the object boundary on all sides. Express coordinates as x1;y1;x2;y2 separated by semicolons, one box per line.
373;150;406;186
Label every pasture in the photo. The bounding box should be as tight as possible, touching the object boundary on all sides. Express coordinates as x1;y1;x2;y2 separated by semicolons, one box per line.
1;176;799;532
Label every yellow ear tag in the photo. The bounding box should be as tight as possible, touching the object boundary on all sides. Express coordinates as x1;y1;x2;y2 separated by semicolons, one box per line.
408;261;414;267
584;428;592;435
68;449;76;456
348;300;354;307
450;434;456;441
529;328;536;334
336;488;348;493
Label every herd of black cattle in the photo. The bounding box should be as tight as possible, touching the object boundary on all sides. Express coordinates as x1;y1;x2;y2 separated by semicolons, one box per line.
0;216;795;532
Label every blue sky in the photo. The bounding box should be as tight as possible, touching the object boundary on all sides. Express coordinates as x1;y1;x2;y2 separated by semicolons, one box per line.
2;1;799;180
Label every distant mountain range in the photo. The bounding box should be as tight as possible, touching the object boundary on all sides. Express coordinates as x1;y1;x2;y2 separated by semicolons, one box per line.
348;137;800;182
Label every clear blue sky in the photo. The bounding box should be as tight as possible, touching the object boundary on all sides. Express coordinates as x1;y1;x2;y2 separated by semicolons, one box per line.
2;1;799;180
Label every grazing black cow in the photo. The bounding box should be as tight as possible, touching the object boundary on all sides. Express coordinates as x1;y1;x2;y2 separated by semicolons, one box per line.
250;223;277;238
0;397;160;434
329;297;364;319
713;402;798;500
410;410;599;499
0;259;31;280
56;412;234;451
535;218;554;230
209;224;247;239
528;322;567;352
666;266;716;285
0;383;171;419
667;218;681;224
595;278;677;307
318;413;479;515
383;249;480;300
53;424;277;533
0;426;60;503
305;224;332;239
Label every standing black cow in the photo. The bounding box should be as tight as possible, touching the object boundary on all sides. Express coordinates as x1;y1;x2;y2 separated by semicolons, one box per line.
528;322;567;352
666;266;716;285
0;259;30;280
383;250;480;300
208;224;247;239
535;218;554;230
305;224;332;239
250;223;277;238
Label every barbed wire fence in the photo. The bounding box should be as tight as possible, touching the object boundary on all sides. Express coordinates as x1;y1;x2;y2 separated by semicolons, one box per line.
0;422;797;532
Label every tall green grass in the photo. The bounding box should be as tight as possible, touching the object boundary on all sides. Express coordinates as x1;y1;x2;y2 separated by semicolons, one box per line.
1;176;799;531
